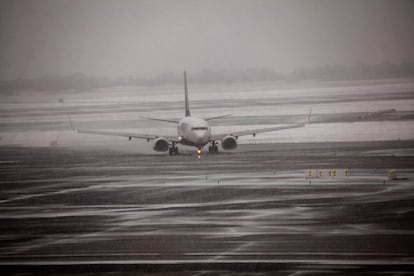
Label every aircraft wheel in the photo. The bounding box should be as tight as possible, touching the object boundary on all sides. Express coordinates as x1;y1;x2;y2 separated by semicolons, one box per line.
208;145;219;153
169;147;178;155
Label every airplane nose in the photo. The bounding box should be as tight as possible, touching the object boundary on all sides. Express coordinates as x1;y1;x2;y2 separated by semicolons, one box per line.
194;131;208;144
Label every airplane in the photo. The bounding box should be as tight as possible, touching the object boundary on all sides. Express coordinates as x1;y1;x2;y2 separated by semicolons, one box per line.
73;71;307;155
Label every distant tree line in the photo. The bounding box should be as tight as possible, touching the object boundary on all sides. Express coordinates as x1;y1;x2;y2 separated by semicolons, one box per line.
290;62;414;81
1;62;414;94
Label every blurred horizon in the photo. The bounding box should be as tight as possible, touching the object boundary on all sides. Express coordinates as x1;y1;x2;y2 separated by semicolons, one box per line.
1;0;413;81
2;61;414;94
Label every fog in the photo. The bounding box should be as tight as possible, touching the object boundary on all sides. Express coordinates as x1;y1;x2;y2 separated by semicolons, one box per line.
0;79;413;149
1;0;414;80
1;0;413;149
1;3;414;272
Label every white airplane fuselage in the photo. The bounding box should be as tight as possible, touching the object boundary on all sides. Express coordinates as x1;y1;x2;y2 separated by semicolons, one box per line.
177;116;211;147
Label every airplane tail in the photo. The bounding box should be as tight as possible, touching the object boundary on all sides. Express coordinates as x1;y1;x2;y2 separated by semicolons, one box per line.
184;71;191;117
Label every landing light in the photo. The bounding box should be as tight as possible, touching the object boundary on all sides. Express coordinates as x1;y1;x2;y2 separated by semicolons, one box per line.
197;149;202;155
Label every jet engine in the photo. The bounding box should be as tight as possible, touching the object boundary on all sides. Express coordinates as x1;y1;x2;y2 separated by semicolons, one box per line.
153;137;170;152
222;135;237;150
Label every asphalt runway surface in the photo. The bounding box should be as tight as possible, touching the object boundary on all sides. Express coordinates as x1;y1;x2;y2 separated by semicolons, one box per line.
1;141;414;275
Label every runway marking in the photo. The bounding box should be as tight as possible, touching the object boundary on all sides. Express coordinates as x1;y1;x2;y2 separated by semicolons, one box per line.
2;167;413;263
0;184;103;204
0;160;19;164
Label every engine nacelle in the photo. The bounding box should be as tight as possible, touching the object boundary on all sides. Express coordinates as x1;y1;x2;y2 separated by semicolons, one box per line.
153;137;170;152
222;135;237;150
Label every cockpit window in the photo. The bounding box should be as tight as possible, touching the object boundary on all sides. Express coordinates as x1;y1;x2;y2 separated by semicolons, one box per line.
191;127;208;131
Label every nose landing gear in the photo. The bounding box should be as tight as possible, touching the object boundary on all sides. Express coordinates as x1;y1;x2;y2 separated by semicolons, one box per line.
196;146;204;159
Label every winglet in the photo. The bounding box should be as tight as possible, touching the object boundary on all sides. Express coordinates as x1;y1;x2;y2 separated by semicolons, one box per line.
307;107;312;124
184;71;191;117
67;114;77;132
61;98;77;132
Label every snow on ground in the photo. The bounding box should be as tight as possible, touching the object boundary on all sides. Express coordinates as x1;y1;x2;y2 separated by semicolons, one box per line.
1;79;413;148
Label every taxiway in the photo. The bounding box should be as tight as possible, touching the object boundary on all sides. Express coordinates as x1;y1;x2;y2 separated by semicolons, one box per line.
1;141;414;274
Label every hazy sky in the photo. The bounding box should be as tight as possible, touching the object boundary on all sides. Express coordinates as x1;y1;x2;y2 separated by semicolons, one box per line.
0;0;413;80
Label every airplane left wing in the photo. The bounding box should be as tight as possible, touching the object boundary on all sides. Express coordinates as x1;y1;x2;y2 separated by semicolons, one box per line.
210;123;306;141
76;129;179;142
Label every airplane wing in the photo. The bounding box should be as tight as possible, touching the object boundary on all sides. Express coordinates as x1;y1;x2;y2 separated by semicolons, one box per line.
68;114;179;142
210;123;306;141
76;129;179;142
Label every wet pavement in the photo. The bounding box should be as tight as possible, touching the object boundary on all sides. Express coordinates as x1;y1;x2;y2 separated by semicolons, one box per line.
0;141;414;275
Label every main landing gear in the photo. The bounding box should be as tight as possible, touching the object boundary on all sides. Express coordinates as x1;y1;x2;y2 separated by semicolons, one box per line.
169;142;179;155
208;141;219;153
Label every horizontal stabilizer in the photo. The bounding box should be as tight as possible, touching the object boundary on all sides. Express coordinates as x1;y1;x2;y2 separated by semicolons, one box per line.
141;116;179;124
205;114;232;121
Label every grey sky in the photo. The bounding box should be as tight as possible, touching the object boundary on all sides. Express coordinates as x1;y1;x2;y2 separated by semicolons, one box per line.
0;0;413;80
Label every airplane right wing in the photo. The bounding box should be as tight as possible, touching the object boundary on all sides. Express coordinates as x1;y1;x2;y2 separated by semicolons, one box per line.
209;107;396;141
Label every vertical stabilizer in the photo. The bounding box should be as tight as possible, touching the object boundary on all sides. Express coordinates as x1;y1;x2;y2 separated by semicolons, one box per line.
184;71;191;117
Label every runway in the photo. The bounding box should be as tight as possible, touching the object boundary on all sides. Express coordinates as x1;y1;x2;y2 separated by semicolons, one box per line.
1;141;414;275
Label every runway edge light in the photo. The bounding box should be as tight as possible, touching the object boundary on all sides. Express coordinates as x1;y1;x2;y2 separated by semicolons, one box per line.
305;169;350;179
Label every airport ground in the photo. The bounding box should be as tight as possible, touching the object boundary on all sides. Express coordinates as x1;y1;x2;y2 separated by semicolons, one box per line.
1;140;414;275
